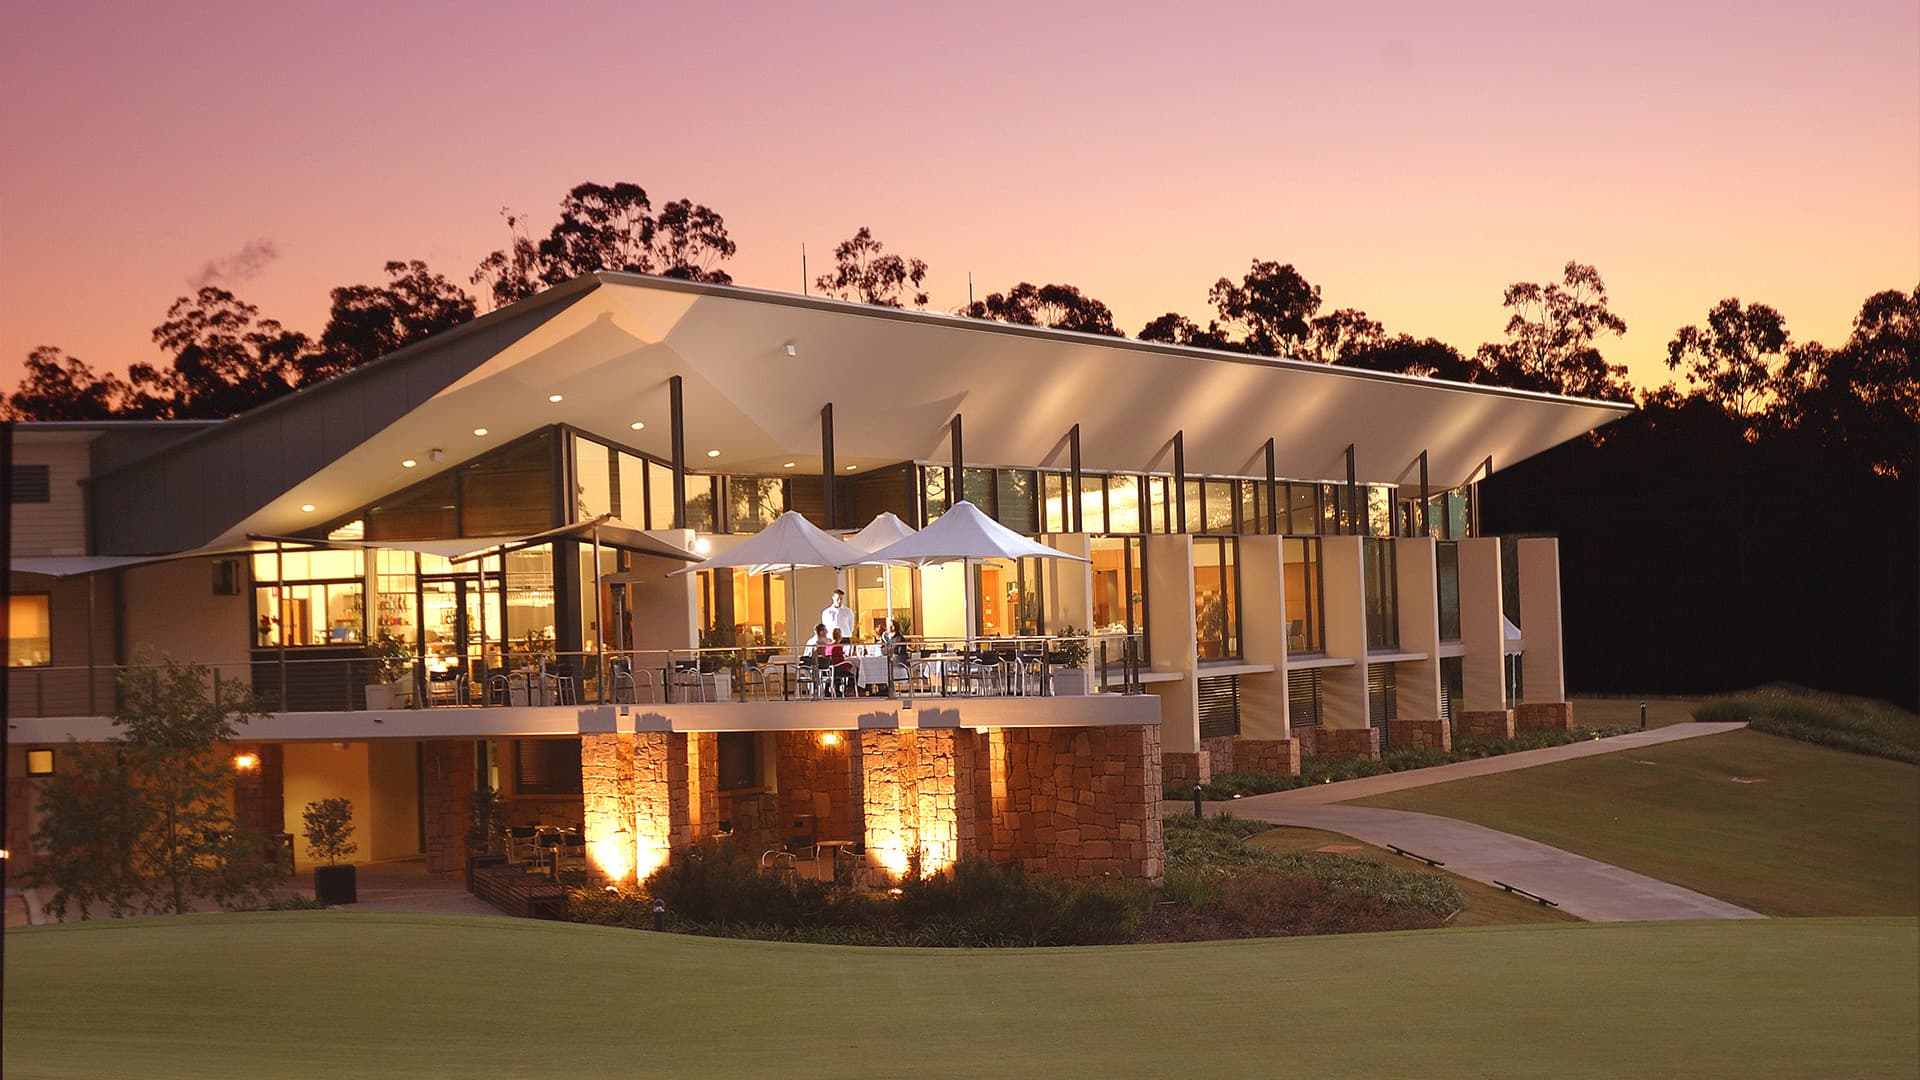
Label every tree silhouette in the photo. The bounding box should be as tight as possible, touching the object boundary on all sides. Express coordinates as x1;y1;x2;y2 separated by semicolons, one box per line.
1137;312;1235;350
309;260;476;383
1;347;130;420
814;227;928;307
1306;307;1385;363
1339;335;1479;380
1664;298;1790;420
1474;261;1631;401
125;288;309;418
471;182;739;308
1774;286;1919;478
1208;260;1323;356
960;282;1121;335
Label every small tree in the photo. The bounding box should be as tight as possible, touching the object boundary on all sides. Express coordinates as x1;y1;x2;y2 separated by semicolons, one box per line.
466;784;506;856
301;798;358;866
32;656;286;918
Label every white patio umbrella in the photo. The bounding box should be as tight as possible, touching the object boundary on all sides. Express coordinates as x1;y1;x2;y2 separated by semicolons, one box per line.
862;500;1087;662
670;511;875;658
845;512;918;632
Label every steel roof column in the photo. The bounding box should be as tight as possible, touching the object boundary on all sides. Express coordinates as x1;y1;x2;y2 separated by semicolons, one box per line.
950;414;963;499
1418;450;1430;536
821;403;836;529
1264;437;1278;535
1344;443;1357;535
1068;423;1083;533
1173;431;1186;533
670;375;687;531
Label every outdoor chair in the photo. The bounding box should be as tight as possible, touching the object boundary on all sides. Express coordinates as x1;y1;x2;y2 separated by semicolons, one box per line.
504;825;540;864
609;659;655;704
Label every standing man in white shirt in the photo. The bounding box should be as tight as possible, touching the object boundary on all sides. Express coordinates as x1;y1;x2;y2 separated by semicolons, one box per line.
821;588;857;644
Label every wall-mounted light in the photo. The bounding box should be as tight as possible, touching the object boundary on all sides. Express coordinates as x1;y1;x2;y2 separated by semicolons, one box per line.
233;752;260;772
819;731;841;747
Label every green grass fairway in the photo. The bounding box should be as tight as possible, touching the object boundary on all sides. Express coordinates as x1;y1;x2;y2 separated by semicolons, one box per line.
6;914;1917;1079
1356;729;1920;916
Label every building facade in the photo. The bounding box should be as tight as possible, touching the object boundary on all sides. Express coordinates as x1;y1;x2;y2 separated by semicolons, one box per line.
5;272;1627;887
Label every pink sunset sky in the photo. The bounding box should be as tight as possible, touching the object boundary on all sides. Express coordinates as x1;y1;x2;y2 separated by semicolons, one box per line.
2;1;1915;393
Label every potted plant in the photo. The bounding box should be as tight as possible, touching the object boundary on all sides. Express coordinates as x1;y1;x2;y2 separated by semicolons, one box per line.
363;632;413;709
303;797;358;905
1049;626;1091;695
465;783;508;891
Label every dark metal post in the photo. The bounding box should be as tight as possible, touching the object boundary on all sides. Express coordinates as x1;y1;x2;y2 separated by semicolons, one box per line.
1173;431;1186;533
1472;454;1491;537
1418;449;1430;537
1192;783;1203;819
1068;423;1083;533
949;414;963;499
669;375;687;530
1640;700;1647;730
275;541;288;710
821;403;836;528
1264;437;1278;535
1344;443;1357;535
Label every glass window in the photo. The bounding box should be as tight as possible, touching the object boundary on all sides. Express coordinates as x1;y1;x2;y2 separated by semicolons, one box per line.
9;594;50;667
1079;476;1106;535
684;474;716;534
1089;536;1148;664
1283;538;1323;653
1320;483;1342;534
976;558;1044;638
1450;489;1472;539
254;549;366;647
727;476;784;534
921;466;950;522
460;431;554;537
1364;538;1399;651
572;435;613;521
1287;669;1322;727
717;732;760;790
1367;486;1394;537
366;473;456;541
1288;482;1319;536
1437;541;1461;641
1239;480;1263;535
504;544;556;663
1101;475;1137;534
1147;476;1170;533
1042;472;1067;533
997;470;1037;533
617;452;648;525
1182;480;1203;534
1203;480;1234;533
648;460;676;530
1193;537;1239;659
962;468;994;512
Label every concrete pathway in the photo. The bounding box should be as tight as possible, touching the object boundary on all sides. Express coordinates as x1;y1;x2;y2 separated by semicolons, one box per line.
1211;722;1764;922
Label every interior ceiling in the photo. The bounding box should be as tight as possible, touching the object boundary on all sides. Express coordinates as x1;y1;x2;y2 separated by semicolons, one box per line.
214;275;1630;545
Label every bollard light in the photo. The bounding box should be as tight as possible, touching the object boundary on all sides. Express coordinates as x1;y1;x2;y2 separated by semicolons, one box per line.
1640;700;1647;731
652;897;667;932
1192;782;1203;820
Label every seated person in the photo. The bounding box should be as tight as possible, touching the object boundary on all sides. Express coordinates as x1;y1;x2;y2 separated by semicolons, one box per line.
828;628;856;697
801;623;832;694
878;619;909;662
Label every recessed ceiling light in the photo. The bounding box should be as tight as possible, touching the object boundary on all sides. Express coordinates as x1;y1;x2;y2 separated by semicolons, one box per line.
781;462;796;469
401;459;417;468
845;465;858;471
630;421;645;431
472;427;489;437
547;394;564;403
299;504;316;513
706;449;720;458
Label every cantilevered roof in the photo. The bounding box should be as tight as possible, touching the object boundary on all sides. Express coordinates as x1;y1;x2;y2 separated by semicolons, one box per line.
90;272;1630;552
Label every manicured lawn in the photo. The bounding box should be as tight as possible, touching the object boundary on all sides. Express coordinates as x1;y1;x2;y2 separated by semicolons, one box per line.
1355;729;1920;916
6;914;1915;1078
1247;826;1580;928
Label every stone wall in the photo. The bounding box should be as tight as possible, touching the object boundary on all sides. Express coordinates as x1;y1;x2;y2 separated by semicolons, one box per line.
1386;718;1453;753
1515;701;1575;732
421;740;476;877
1200;736;1238;773
996;725;1163;882
1299;726;1380;761
580;733;636;886
1455;709;1516;739
776;731;856;845
1231;738;1300;775
1162;750;1210;787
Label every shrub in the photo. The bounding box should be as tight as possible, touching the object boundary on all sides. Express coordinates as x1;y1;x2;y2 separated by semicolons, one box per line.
642;840;843;928
301;798;357;866
896;857;1146;946
1694;685;1920;764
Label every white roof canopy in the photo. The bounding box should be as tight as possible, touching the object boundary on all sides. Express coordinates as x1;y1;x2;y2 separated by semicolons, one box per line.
670;510;871;576
864;501;1088;565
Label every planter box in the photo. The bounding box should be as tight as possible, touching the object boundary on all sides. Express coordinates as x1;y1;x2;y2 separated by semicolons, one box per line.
467;853;509;893
1051;669;1088;696
363;683;391;710
314;864;357;905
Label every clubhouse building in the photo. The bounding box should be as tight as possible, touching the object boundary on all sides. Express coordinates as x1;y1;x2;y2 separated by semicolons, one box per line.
5;272;1628;886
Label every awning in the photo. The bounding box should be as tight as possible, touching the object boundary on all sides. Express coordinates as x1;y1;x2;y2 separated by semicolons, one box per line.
450;515;701;564
9;545;262;579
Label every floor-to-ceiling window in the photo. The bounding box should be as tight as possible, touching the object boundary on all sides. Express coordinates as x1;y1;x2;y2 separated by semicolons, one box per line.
1193;536;1240;660
1436;541;1462;642
1282;538;1324;653
1364;538;1399;651
254;549;366;647
1090;536;1148;663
